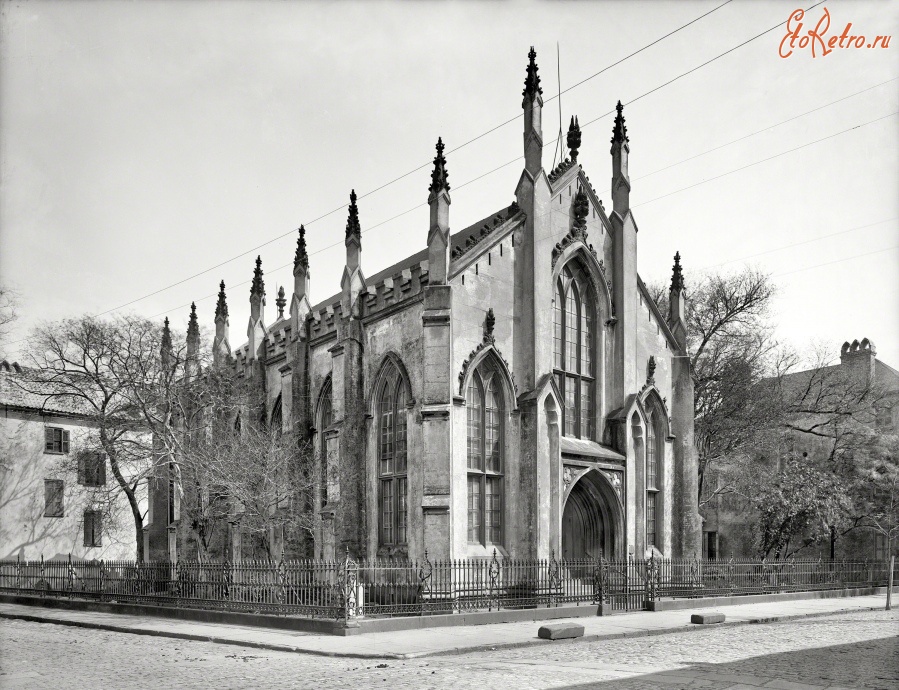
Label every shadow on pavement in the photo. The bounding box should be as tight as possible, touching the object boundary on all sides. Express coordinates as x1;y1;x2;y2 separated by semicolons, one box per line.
555;634;899;689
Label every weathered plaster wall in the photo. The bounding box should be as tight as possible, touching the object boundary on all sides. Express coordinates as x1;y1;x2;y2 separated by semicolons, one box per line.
0;412;138;560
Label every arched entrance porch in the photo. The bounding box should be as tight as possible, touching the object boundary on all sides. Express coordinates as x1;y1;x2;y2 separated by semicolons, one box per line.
561;469;624;560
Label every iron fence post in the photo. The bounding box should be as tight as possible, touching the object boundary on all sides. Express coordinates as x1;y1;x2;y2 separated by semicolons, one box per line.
548;549;561;608
417;549;432;617
488;548;500;612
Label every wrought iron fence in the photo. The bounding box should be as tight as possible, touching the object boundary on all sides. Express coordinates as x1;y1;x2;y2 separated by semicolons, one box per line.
1;552;894;621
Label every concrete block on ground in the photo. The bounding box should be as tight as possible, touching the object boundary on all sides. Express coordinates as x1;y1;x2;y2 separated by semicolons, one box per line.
690;612;725;624
537;623;584;640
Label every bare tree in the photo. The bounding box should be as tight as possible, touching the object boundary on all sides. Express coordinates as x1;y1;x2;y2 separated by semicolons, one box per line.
650;266;780;503
0;284;20;357
178;418;316;560
855;430;899;557
21;314;201;561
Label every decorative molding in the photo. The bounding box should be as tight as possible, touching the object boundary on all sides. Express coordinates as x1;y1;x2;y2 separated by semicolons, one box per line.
601;469;623;501
552;188;597;269
420;407;450;421
422;312;451;327
450;202;521;262
567;116;581;163
457;313;518;398
548;158;576;184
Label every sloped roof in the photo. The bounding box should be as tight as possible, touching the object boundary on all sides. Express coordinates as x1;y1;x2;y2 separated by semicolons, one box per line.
875;358;899;390
0;361;93;417
308;205;518;315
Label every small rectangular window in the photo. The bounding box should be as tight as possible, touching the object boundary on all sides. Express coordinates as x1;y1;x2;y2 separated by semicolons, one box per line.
44;479;64;517
44;427;70;454
83;510;102;547
78;452;107;487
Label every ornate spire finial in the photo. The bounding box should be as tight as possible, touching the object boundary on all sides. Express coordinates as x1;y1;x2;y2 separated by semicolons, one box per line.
522;46;543;102
611;100;629;145
647;356;656;385
671;251;685;292
215;280;229;321
276;286;286;319
484;308;496;342
294;225;309;271
187;302;199;339
161;317;172;353
251;255;265;298
345;190;361;243
429;137;450;194
567;116;581;162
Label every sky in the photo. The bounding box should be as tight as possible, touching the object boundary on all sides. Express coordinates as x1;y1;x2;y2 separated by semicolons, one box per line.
1;0;897;367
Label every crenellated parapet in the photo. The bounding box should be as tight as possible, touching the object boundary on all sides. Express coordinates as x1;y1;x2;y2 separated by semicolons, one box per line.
363;260;430;317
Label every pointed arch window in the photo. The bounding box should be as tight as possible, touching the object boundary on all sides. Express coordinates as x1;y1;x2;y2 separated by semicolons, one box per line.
466;360;504;545
646;410;660;548
318;380;332;508
378;364;407;547
553;261;596;439
270;394;283;436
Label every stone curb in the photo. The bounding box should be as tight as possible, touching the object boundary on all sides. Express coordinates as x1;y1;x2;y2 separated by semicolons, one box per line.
0;603;885;660
405;605;886;660
0;611;393;660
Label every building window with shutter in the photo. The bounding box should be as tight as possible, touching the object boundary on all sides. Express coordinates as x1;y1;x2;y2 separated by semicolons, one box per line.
44;427;70;454
44;479;64;517
78;452;107;487
83;510;102;547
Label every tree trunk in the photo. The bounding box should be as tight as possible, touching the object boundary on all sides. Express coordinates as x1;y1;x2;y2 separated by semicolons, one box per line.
100;431;145;561
830;525;836;561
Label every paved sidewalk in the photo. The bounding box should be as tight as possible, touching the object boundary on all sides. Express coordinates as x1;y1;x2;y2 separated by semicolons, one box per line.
0;592;892;659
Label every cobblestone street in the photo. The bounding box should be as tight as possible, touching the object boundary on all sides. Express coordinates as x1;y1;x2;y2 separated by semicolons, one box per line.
1;609;897;689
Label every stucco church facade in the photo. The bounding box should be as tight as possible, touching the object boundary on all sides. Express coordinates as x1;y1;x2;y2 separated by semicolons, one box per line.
150;48;701;563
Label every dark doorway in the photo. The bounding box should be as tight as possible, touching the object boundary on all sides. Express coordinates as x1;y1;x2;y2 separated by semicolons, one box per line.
562;478;605;560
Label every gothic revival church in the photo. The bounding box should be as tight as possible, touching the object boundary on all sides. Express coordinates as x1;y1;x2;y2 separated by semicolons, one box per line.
150;48;701;562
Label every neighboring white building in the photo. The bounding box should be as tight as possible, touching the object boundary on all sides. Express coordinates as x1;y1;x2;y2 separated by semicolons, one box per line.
0;360;139;560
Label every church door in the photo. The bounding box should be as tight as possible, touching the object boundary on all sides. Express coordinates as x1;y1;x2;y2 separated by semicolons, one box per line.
562;478;605;560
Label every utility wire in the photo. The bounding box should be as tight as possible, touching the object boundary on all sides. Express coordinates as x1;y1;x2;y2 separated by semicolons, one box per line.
632;112;898;208
1;0;854;341
773;245;899;277
86;0;737;319
699;217;899;269
631;77;898;185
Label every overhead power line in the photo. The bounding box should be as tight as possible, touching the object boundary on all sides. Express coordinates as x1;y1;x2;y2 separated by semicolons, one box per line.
773;245;899;277
3;0;847;340
632;111;898;208
86;0;740;318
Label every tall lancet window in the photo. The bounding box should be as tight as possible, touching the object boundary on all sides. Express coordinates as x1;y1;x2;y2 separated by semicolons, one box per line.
646;411;659;548
467;360;504;545
553;261;596;439
318;380;332;508
378;364;407;547
270;394;283;436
